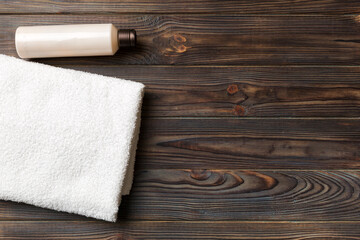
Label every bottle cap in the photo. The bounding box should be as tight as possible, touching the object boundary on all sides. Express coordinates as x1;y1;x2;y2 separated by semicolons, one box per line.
118;29;136;47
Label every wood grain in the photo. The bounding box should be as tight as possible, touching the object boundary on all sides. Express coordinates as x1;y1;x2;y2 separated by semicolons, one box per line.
66;66;360;117
135;118;360;169
0;221;360;239
1;0;360;14
0;170;360;221
2;15;360;65
1;0;359;238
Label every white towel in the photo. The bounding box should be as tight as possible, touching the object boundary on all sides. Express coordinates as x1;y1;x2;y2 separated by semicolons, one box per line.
0;54;144;222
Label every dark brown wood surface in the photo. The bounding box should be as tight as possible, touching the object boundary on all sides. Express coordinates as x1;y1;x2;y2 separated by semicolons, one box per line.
136;119;360;169
1;0;360;14
70;66;360;117
1;170;360;221
0;0;359;239
1;221;360;239
2;15;360;66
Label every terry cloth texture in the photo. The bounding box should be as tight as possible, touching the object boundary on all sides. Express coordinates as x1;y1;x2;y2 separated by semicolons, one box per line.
0;54;144;222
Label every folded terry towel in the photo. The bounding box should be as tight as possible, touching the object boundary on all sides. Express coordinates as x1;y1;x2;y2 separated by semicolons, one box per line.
0;54;144;222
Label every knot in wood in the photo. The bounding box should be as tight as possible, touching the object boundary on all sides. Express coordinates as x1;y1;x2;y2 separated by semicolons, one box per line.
227;84;239;95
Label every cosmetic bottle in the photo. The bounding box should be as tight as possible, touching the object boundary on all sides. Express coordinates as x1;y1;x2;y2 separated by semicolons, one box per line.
15;24;136;59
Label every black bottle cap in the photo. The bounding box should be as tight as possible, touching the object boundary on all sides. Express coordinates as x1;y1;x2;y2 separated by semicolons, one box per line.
118;29;136;48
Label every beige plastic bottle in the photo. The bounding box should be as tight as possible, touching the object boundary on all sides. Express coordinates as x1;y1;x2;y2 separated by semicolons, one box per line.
15;24;136;59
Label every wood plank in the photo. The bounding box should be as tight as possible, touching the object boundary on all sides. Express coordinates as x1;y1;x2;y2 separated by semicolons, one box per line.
135;118;360;169
1;0;360;14
66;66;360;117
0;221;359;239
121;170;360;221
0;201;86;221
2;15;360;66
1;170;360;221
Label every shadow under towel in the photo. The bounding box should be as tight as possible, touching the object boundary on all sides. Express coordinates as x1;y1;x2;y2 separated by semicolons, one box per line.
0;54;144;222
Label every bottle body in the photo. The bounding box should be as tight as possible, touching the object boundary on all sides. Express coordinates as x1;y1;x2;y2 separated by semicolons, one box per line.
15;24;120;59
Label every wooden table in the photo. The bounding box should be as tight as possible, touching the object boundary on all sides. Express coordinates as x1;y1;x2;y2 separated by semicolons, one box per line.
1;1;360;239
